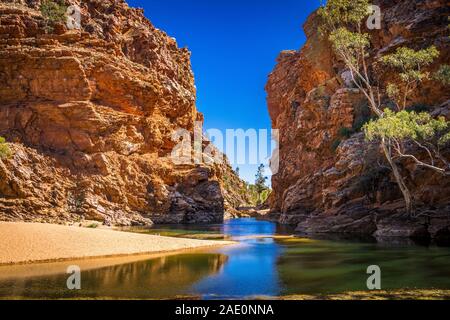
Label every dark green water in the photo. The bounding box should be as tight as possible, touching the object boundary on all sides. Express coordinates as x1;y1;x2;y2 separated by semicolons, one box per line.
1;218;450;299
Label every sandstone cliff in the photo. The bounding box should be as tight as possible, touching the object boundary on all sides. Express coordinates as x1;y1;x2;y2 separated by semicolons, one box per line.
266;0;450;239
0;0;246;225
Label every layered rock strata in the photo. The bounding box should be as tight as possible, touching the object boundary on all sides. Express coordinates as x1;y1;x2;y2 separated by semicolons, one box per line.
0;0;245;225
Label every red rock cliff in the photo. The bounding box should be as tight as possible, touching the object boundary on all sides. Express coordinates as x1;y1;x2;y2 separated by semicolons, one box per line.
266;0;450;239
0;0;243;225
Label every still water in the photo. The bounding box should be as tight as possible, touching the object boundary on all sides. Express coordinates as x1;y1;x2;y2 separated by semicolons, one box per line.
1;219;450;299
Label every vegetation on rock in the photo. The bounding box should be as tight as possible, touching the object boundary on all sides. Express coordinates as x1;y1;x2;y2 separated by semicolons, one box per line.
317;0;370;33
223;164;271;207
254;164;270;205
365;109;450;173
40;0;67;31
318;0;449;215
434;64;450;85
365;109;450;147
381;46;440;111
0;137;11;160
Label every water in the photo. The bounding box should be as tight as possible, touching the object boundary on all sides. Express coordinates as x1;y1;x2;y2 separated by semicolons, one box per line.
1;218;450;299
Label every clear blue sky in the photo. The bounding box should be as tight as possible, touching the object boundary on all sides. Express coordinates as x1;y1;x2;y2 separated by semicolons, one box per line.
128;0;321;184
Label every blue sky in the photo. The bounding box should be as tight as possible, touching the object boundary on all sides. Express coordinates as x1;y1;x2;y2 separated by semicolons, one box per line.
128;0;321;184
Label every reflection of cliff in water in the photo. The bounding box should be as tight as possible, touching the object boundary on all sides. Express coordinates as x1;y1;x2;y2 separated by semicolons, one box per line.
0;254;228;299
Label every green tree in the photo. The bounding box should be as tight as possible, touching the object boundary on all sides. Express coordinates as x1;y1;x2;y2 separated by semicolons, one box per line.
0;137;12;159
260;189;271;204
365;109;450;173
319;0;448;215
255;164;268;205
247;184;260;206
382;46;440;111
318;0;382;117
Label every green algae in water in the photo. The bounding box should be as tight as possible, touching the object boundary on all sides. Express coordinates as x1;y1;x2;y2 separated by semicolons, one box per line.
276;237;450;296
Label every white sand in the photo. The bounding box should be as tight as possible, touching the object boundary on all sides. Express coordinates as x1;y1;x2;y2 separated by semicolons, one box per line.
0;222;234;265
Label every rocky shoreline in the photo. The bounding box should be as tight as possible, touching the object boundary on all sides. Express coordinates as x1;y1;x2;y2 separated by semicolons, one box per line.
247;205;450;243
294;210;450;243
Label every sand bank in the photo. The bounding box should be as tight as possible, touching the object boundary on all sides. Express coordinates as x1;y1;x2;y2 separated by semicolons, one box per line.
0;222;234;265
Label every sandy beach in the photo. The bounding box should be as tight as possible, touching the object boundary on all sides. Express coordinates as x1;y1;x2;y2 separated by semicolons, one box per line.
0;222;235;265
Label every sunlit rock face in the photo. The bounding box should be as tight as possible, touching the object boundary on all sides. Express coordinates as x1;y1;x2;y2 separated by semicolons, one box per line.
266;0;450;237
0;0;246;225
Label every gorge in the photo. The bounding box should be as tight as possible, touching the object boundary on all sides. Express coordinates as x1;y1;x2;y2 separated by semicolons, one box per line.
0;0;449;238
0;0;450;302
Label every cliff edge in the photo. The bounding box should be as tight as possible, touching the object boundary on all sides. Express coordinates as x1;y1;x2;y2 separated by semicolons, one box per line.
0;0;247;225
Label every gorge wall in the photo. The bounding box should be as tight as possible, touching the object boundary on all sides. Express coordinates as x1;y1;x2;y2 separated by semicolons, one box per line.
266;0;450;239
0;0;247;226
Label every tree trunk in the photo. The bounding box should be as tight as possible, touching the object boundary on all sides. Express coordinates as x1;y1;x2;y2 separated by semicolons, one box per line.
381;138;414;215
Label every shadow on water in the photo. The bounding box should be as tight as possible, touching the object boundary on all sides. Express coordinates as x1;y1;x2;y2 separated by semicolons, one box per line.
1;218;450;299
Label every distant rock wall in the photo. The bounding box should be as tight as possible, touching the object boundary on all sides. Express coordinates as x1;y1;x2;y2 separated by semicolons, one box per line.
0;0;245;225
266;0;450;239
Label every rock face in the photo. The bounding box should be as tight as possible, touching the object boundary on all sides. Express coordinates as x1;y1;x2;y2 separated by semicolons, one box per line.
0;0;244;225
266;0;450;239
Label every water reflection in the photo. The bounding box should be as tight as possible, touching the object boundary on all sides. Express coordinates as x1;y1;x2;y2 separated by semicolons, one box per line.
277;238;450;295
193;219;283;299
1;219;450;299
0;254;227;299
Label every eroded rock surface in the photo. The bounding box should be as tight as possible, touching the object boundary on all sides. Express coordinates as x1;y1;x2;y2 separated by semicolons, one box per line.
0;0;245;225
266;0;450;239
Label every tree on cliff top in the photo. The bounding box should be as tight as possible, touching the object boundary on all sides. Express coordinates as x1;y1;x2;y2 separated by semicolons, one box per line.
318;0;382;117
318;0;450;216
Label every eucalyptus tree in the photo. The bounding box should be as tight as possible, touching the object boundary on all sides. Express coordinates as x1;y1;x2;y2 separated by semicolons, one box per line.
318;0;450;215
